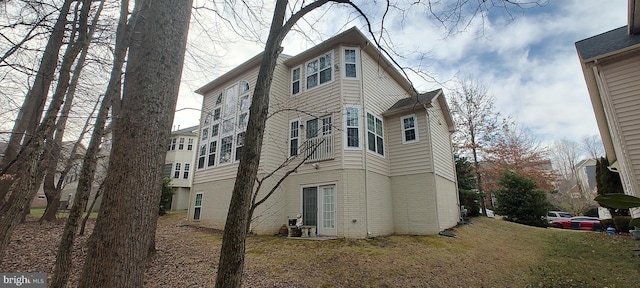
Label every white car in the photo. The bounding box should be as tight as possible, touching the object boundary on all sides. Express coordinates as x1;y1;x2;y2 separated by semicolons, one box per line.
546;211;573;223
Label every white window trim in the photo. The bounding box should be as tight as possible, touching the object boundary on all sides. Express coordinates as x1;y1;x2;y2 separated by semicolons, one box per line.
289;118;300;157
342;47;359;79
401;114;419;144
365;111;385;158
174;162;181;179
344;105;361;150
291;66;301;96
304;51;334;92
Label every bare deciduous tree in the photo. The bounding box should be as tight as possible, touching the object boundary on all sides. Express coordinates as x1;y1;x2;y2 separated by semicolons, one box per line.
448;77;501;215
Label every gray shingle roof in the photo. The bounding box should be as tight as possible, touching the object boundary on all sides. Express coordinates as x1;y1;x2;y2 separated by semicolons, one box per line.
384;89;442;114
576;26;640;61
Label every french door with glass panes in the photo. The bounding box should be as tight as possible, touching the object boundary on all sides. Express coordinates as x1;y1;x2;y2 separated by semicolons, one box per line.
302;184;337;236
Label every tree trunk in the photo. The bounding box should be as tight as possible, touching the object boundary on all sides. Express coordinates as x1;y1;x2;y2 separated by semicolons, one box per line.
0;0;91;263
77;1;192;287
215;1;289;287
79;183;103;236
0;0;74;203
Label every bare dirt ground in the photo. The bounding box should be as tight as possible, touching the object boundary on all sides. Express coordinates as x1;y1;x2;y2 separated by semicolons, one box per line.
2;211;639;287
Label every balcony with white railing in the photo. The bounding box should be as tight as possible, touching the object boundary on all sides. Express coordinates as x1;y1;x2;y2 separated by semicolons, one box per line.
304;134;334;162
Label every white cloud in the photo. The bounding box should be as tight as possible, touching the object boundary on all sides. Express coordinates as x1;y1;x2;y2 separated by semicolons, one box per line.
174;0;628;147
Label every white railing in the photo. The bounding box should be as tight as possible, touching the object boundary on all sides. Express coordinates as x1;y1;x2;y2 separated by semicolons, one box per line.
304;134;334;162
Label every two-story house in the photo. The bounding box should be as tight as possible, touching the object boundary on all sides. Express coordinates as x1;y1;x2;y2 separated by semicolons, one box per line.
164;125;199;210
189;27;460;238
576;0;640;198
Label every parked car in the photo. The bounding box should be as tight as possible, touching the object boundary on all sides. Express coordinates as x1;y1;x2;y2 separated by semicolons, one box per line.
550;216;603;231
546;211;573;223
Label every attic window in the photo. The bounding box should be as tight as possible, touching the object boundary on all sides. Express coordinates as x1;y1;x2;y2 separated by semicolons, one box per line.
215;93;222;105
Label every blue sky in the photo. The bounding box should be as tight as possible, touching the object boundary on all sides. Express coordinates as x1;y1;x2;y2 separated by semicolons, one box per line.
174;0;629;146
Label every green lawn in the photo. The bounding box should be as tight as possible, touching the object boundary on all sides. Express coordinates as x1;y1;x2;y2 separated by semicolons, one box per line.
186;215;640;287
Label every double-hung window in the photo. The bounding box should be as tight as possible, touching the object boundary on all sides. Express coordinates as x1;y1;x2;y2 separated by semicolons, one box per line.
401;115;419;143
208;141;217;167
289;120;299;156
344;48;358;78
170;138;176;150
183;163;190;179
174;163;181;178
178;137;185;150
198;144;206;169
219;136;233;164
306;52;332;90
345;106;360;148
366;112;384;156
291;67;301;95
193;193;203;220
235;132;245;161
187;138;193;150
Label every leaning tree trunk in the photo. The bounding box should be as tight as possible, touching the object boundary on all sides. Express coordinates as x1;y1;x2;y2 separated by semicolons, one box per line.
77;1;192;287
0;0;74;203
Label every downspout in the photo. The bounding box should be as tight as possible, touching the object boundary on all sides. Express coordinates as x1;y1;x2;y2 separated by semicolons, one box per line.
360;46;370;238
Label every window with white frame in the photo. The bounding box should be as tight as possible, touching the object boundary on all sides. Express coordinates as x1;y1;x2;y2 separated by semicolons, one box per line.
235;132;245;161
187;138;193;150
174;162;181;178
183;163;190;179
289;120;299;156
212;107;221;121
241;80;250;93
201;128;208;141
208;141;217;167
178;137;185;150
344;48;358;78
401;114;419;143
170;138;176;150
345;106;360;148
366;112;384;156
198;144;206;169
306;52;332;90
291;67;301;95
198;81;252;169
219;136;233;164
193;193;203;220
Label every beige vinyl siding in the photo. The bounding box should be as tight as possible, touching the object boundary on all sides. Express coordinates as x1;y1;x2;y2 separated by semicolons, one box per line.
191;177;286;235
386;111;433;176
391;173;439;235
429;101;456;181
364;171;394;236
260;59;294;174
286;47;343;173
360;52;409;176
190;180;234;229
601;53;640;197
435;175;459;231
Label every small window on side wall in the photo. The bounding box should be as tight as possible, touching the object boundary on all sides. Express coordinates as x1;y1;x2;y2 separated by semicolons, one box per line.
401;114;419;143
193;193;203;220
292;67;301;95
344;48;357;78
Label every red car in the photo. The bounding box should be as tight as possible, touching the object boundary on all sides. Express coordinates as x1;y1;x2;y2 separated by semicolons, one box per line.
551;217;603;231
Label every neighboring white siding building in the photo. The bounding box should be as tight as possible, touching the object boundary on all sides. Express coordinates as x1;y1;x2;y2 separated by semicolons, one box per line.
165;125;199;210
576;0;640;198
189;27;460;238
